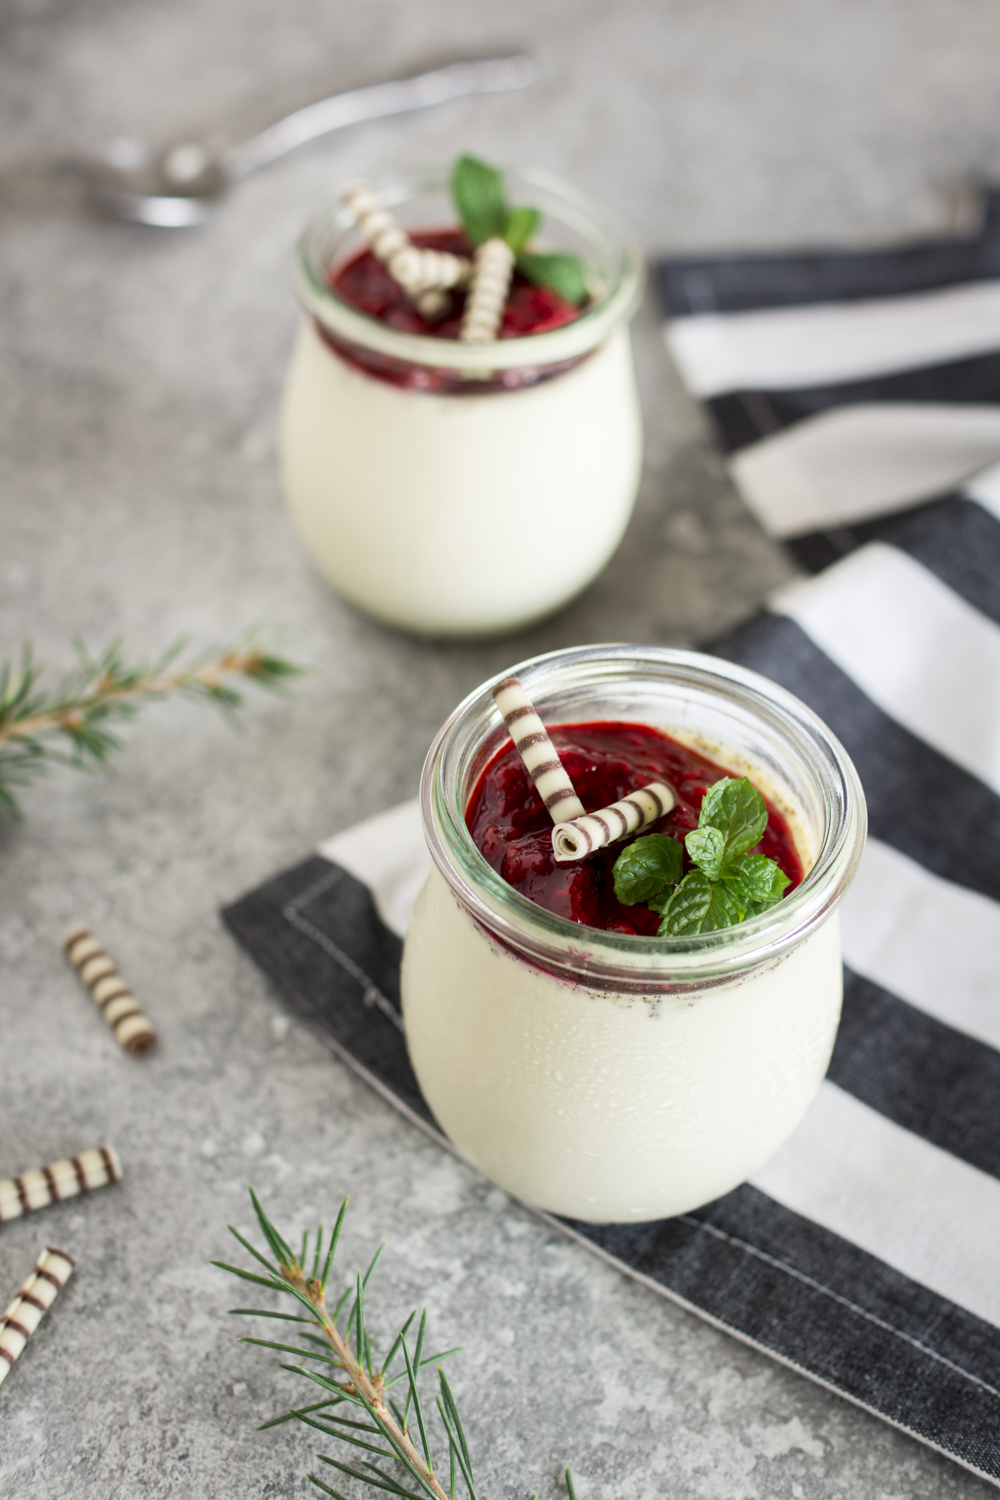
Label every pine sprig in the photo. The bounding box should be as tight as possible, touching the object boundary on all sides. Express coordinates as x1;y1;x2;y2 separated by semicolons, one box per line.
217;1190;578;1500
0;633;302;819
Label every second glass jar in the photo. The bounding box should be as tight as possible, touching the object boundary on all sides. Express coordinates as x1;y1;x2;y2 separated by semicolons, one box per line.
280;169;643;638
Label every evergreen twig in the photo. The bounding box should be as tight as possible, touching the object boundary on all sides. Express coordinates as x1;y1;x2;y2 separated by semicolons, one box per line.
0;633;302;819
216;1190;578;1500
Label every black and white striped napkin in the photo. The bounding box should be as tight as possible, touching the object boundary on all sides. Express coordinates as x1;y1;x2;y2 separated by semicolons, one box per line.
658;189;1000;571
223;212;1000;1487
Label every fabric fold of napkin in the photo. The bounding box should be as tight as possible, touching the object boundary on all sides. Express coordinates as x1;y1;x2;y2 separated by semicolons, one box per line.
224;211;1000;1488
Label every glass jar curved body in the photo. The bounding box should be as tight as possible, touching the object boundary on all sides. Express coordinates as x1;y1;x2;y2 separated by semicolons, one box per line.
279;171;643;638
400;646;866;1224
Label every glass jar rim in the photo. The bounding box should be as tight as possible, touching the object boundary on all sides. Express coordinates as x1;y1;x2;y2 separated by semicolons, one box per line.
420;644;867;993
292;166;643;372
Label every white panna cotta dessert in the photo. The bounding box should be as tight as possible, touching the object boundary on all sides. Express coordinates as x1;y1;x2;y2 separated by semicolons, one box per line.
401;645;866;1224
280;166;643;638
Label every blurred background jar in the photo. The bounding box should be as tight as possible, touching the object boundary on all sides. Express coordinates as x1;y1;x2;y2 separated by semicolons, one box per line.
280;168;643;638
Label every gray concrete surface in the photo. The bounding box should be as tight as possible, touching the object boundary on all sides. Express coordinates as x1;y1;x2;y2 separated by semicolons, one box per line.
1;1;998;1495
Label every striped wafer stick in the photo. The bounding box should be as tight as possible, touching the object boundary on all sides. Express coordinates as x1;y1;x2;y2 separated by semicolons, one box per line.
460;236;515;343
551;780;677;863
0;1247;76;1389
492;676;585;824
0;1147;121;1224
62;926;157;1056
342;182;471;316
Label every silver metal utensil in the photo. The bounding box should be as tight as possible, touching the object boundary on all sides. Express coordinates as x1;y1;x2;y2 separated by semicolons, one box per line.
61;54;536;227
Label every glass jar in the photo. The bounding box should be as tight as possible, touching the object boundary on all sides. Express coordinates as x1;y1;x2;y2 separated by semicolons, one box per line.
400;644;866;1224
279;169;643;638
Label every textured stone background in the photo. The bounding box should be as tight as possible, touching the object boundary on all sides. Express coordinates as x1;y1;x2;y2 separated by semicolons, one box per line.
1;1;999;1495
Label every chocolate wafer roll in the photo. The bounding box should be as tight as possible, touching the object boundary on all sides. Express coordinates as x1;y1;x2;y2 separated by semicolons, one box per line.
460;237;515;343
0;1247;76;1389
492;677;585;824
0;1147;121;1224
551;780;677;863
342;183;471;312
62;926;156;1056
413;251;473;320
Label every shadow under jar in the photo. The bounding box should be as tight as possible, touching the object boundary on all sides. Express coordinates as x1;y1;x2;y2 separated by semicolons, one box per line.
280;169;643;638
401;645;866;1224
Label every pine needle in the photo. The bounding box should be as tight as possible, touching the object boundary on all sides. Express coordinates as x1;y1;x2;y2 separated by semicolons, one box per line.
0;632;303;818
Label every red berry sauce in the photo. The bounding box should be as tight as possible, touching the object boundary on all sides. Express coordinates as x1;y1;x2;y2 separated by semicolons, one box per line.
321;230;584;393
466;721;804;934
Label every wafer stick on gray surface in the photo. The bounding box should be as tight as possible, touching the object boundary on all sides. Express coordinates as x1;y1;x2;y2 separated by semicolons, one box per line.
0;1247;76;1389
62;926;157;1056
460;236;515;342
492;676;585;824
0;1147;121;1224
552;780;677;863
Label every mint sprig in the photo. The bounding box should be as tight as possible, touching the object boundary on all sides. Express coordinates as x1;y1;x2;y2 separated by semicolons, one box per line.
450;154;588;305
612;776;791;936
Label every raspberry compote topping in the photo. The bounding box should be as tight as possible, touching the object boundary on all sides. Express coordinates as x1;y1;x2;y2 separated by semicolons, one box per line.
321;230;585;393
466;720;803;935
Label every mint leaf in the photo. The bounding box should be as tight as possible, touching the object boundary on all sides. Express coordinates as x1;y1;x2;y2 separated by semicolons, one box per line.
451;155;509;245
646;886;676;915
504;204;540;252
612;833;684;906
516;251;588;306
722;854;791;914
658;870;746;935
698;776;768;866
684;826;726;881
